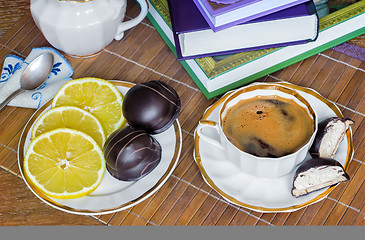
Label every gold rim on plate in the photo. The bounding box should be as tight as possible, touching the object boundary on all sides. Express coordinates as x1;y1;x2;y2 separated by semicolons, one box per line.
17;80;182;215
194;82;353;213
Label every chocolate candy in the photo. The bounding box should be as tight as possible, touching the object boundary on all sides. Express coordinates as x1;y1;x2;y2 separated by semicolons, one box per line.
309;117;354;158
291;157;350;197
103;126;162;181
122;81;180;134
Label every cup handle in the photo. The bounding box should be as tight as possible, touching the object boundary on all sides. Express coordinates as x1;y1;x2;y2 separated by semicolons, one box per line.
196;120;225;150
115;0;149;40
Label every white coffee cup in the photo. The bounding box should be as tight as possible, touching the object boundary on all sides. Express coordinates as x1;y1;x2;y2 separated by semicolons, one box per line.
31;0;148;57
196;83;318;178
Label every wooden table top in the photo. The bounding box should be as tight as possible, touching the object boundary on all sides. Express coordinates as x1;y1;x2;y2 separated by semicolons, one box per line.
0;0;364;226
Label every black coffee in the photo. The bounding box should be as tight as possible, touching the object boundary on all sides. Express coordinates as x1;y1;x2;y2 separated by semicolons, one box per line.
222;96;314;157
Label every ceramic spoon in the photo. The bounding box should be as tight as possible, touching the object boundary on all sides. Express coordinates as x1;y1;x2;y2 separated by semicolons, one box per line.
0;52;54;111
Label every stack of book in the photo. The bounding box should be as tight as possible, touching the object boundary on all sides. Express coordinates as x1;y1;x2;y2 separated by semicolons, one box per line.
146;0;365;98
170;0;319;60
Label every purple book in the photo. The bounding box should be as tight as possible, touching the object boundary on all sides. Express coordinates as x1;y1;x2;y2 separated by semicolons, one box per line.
193;0;311;32
167;0;318;60
200;0;263;16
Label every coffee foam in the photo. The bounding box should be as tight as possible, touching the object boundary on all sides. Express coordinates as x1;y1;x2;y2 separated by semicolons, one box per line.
222;95;315;158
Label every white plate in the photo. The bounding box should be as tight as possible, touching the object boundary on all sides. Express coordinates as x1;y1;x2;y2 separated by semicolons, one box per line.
194;82;353;213
18;81;182;215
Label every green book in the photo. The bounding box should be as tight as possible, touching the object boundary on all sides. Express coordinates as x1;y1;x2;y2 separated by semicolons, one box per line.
147;0;365;99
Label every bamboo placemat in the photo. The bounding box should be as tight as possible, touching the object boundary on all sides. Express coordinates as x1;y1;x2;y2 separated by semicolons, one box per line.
0;0;364;226
0;0;29;38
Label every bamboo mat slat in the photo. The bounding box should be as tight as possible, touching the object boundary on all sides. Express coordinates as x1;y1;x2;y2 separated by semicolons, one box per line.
0;0;30;39
0;0;364;226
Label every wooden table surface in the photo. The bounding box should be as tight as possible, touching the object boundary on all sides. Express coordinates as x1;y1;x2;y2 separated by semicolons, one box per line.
0;0;364;226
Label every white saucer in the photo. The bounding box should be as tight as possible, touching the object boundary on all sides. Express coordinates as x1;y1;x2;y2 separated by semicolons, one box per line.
18;81;182;215
194;82;353;213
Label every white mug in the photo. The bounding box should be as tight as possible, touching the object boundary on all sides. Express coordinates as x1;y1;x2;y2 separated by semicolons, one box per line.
196;83;318;178
31;0;149;57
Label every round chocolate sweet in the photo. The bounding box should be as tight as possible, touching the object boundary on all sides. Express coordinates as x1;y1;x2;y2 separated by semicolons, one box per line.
103;126;162;181
123;80;180;134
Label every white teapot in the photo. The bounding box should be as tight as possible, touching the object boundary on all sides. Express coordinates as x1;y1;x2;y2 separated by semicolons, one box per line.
31;0;148;57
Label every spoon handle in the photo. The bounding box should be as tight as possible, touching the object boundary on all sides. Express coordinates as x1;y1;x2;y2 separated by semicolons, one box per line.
0;88;25;111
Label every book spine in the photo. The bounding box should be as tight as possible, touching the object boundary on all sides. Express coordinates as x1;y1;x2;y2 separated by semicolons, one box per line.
213;0;310;32
305;0;317;14
193;0;219;30
306;0;319;42
205;0;263;16
198;0;216;16
213;0;311;16
166;0;183;59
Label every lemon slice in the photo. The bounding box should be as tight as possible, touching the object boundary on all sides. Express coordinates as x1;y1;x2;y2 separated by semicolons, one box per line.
51;78;125;137
31;106;106;147
23;128;106;199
